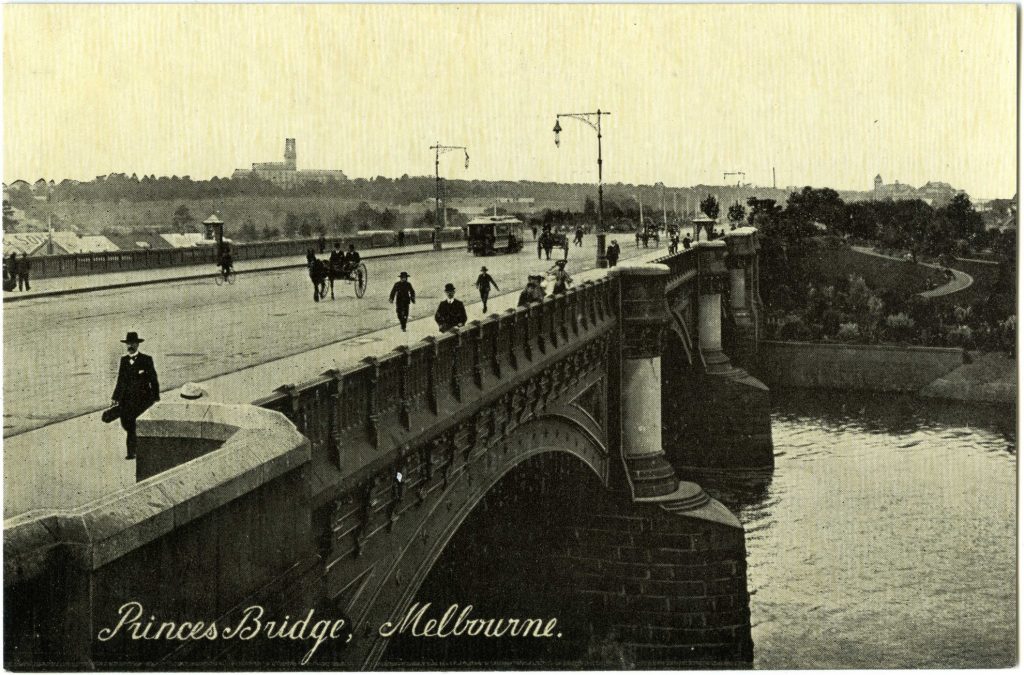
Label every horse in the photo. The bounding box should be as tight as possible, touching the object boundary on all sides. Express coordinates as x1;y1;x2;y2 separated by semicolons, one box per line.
540;232;569;261
308;257;329;302
326;259;350;300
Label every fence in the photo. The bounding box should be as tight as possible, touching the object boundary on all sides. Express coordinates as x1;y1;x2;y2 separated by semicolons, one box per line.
25;228;466;279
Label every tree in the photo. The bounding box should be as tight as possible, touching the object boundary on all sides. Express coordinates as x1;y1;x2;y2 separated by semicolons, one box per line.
785;187;845;232
172;204;194;229
2;200;18;231
583;196;597;220
746;198;782;230
283;212;301;237
727;203;746;227
942;193;983;241
700;194;720;221
238;219;259;241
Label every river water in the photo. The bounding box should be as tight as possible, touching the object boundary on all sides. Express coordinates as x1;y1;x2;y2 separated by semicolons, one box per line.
385;388;1015;669
699;388;1016;669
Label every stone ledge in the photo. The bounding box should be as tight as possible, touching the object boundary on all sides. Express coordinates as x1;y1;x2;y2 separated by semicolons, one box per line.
5;403;310;583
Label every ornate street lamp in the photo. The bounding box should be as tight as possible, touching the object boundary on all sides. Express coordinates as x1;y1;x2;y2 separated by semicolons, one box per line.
430;143;470;250
553;109;611;267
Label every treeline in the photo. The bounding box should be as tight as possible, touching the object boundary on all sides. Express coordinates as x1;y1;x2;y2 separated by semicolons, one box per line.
9;171;790;215
751;187;1015;353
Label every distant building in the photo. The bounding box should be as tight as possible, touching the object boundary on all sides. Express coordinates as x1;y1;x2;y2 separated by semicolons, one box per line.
232;138;347;188
872;174;966;206
3;231;118;256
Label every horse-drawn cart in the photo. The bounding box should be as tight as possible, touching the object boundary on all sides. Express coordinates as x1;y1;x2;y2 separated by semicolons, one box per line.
308;255;367;302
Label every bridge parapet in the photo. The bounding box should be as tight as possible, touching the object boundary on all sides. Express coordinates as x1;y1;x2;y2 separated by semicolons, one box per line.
4;403;315;667
253;276;618;509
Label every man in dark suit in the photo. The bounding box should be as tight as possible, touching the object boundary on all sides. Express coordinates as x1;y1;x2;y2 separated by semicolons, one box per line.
389;271;416;331
434;283;467;333
111;331;160;460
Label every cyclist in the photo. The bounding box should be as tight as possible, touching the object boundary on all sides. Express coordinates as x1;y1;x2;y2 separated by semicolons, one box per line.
218;250;234;281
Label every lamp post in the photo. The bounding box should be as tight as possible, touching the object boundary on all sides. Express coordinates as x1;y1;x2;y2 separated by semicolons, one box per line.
553;109;611;267
429;143;469;250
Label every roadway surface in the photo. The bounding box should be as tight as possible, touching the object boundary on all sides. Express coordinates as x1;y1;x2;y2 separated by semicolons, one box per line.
4;240;664;518
3;238;652;438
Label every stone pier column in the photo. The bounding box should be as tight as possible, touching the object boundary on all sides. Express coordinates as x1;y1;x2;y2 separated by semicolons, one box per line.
724;228;762;371
724;227;760;326
611;263;678;499
695;240;732;373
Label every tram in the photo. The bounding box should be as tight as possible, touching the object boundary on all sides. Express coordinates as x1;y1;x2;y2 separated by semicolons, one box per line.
466;215;526;256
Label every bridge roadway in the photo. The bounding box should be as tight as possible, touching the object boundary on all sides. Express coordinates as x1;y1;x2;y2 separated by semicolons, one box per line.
4;240;664;518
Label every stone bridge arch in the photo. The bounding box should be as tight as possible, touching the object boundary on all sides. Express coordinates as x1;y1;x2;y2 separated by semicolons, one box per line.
329;414;610;668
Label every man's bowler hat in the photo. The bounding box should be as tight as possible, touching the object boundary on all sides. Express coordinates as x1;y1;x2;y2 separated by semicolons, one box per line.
120;331;144;344
399;271;410;278
444;283;456;292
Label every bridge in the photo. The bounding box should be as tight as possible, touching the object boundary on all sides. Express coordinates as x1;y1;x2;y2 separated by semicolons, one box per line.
4;229;772;669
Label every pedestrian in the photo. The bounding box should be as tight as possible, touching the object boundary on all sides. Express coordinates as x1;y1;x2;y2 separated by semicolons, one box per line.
549;259;573;295
537;234;544;260
531;225;538;241
6;253;16;291
543;235;553;261
475;266;500;312
518;276;538;307
635;230;642;248
318;232;326;254
435;283;467;332
389;271;416;331
606;240;620;267
574;227;584;247
329;242;344;268
14;253;31;291
683;235;692;250
110;331;160;460
397;230;406;247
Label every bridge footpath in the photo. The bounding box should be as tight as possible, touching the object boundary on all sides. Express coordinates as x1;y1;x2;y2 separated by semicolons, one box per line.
3;248;669;519
2;241;464;302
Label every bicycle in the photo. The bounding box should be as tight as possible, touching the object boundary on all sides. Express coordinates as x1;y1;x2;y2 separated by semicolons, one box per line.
214;268;236;286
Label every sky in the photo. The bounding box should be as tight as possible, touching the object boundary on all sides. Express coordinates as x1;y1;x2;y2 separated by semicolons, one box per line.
3;4;1018;198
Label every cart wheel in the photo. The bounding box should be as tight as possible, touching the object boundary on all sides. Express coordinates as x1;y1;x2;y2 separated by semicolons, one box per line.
215;273;224;286
227;271;236;284
354;263;368;298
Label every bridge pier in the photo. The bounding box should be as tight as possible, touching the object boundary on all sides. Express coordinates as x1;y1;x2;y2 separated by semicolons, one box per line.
658;241;774;470
606;263;752;666
724;227;762;371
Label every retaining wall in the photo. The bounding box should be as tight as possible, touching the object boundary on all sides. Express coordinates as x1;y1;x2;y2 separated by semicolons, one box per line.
759;340;965;391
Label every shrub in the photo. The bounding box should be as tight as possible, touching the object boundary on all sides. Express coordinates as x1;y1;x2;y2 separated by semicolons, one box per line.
778;315;812;341
885;313;915;330
837;322;860;341
821;308;844;336
945;324;975;349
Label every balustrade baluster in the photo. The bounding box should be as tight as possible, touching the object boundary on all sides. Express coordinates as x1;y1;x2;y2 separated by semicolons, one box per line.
491;320;502;377
364;357;381;448
451;333;463;402
398;347;412;431
425;337;439;415
507;311;519;369
472;323;484;388
522;306;533;361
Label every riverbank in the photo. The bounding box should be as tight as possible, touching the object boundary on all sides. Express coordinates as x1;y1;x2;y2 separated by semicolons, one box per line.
759;340;1015;405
